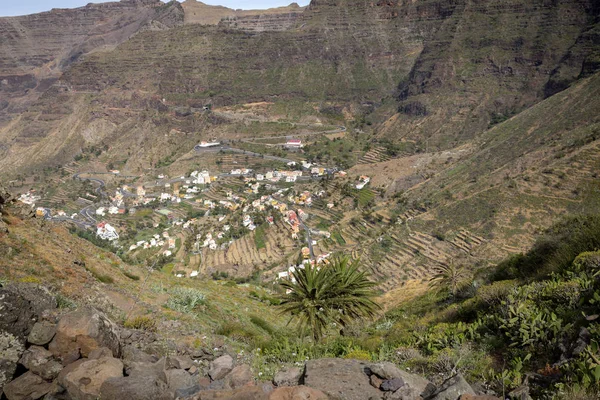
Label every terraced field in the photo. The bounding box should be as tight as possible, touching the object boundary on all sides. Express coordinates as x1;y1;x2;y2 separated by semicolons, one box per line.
201;219;295;276
357;146;392;164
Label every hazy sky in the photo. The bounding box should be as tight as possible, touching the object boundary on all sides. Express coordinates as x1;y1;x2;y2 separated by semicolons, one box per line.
0;0;311;17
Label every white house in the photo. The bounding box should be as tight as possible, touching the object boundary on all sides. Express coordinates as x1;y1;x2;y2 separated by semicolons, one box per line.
96;222;119;241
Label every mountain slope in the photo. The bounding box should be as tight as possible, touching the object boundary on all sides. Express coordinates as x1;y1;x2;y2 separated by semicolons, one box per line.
406;71;600;250
381;0;600;148
1;0;599;177
0;0;184;127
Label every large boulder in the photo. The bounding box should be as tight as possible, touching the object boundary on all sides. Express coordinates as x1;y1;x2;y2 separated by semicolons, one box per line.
18;345;63;380
62;357;124;400
3;371;52;400
127;357;168;382
427;375;475;400
49;308;120;363
273;367;302;387
100;374;174;400
369;362;435;399
208;354;234;381
304;358;381;400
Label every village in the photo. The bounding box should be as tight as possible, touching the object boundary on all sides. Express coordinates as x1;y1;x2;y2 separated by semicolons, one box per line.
24;136;373;284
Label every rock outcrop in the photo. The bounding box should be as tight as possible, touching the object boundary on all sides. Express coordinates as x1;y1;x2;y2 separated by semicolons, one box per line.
0;283;57;394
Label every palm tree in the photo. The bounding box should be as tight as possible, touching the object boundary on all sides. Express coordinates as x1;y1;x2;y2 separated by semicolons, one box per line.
429;262;470;297
278;255;381;341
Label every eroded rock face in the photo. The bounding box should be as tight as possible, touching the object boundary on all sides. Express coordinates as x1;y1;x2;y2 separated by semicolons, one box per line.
304;358;381;400
49;307;120;363
0;0;184;125
0;185;11;233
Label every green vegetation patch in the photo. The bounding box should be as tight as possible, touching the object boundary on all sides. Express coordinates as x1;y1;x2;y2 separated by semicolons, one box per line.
332;231;346;245
254;223;268;250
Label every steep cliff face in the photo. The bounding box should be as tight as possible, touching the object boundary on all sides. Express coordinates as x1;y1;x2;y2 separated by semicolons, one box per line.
181;0;305;26
1;0;599;176
0;0;184;127
382;0;600;148
218;12;304;32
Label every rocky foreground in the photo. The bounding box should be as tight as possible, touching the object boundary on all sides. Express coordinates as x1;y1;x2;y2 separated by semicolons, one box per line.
0;282;513;400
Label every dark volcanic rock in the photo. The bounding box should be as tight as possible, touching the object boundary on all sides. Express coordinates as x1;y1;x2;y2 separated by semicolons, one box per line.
0;284;57;339
381;377;404;392
49;307;120;363
19;345;63;380
3;371;52;400
62;357;124;400
27;321;57;346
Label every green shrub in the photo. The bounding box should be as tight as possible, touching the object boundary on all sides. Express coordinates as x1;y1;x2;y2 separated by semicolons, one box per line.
477;280;517;306
216;321;258;342
55;293;76;309
166;287;207;313
124;315;157;331
344;349;371;361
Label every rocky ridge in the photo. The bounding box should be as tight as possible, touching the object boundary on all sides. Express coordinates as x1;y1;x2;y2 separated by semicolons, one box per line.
0;0;184;126
0;281;515;400
181;0;305;26
1;0;600;176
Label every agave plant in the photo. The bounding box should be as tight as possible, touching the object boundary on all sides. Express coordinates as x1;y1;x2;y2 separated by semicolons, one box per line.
278;255;381;341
